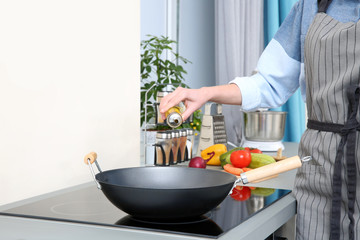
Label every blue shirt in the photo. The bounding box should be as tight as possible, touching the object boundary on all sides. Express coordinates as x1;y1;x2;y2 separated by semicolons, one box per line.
230;0;360;111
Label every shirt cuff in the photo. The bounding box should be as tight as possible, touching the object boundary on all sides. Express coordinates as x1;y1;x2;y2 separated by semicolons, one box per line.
229;74;262;111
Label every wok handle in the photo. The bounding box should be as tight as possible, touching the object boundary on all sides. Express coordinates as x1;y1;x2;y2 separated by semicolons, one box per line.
84;152;102;190
84;152;97;164
240;156;302;184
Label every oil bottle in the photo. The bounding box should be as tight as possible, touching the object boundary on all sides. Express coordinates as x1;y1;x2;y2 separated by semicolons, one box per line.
165;102;185;128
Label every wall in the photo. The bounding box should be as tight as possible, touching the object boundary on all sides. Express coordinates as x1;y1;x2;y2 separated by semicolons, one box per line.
179;0;216;89
0;0;140;206
140;0;167;40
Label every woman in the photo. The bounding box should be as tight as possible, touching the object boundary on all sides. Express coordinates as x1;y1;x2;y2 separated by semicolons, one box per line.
159;0;360;239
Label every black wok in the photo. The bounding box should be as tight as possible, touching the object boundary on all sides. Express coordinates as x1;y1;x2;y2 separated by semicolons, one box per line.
84;152;237;221
84;152;306;220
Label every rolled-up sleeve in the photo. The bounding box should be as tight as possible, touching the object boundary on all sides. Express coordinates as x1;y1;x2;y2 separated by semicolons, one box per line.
230;0;304;111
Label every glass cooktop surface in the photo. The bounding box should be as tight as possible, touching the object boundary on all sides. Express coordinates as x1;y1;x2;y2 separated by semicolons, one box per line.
0;183;290;239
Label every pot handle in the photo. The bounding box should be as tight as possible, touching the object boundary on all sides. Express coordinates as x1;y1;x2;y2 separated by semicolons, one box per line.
239;155;311;184
84;152;102;190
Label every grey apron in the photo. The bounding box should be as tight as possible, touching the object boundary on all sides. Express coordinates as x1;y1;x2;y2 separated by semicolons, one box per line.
293;0;360;239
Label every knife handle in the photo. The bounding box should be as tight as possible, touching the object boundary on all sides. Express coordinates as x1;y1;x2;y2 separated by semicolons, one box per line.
241;156;301;184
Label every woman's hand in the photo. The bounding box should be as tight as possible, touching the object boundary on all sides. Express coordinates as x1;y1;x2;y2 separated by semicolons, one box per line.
159;84;242;121
159;87;209;121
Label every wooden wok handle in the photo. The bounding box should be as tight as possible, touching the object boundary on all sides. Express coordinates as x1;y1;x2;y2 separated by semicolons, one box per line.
241;156;301;184
251;174;279;183
84;152;97;164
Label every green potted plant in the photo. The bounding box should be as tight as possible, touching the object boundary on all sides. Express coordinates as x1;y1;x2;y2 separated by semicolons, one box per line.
140;34;201;133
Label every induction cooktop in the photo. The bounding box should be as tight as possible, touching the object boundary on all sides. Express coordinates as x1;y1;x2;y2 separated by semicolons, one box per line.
0;183;290;239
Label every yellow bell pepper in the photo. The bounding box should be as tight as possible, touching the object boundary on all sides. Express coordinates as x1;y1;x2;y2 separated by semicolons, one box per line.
201;144;227;166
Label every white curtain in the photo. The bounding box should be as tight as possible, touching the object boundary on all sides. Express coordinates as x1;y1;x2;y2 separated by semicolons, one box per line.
215;0;264;145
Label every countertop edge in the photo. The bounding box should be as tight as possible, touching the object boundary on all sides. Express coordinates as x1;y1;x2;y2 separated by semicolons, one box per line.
0;194;297;240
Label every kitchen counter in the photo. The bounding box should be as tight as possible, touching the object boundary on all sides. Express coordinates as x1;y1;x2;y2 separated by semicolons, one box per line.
0;142;299;240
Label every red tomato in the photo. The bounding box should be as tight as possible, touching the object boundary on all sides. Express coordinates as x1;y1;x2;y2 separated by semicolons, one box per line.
250;148;262;154
245;147;262;154
230;186;251;201
230;150;251;168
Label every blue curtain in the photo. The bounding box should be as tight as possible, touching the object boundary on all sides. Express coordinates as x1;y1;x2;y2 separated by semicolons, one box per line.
263;0;303;203
264;0;305;143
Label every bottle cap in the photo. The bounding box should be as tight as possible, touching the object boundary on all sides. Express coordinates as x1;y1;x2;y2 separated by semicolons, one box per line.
166;112;183;128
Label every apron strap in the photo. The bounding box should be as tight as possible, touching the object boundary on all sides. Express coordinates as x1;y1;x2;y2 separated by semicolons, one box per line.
307;86;360;240
343;87;360;240
317;0;333;13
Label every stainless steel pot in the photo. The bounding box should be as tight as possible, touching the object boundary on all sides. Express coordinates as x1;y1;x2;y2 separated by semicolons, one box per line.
243;111;287;142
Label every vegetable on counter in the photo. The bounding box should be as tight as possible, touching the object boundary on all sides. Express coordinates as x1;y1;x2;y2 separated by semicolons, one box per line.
188;157;207;168
221;147;278;182
248;153;276;169
223;164;253;175
219;146;245;167
245;147;263;154
201;144;227;166
230;150;252;168
220;146;271;168
221;146;277;183
223;163;244;176
242;167;253;172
